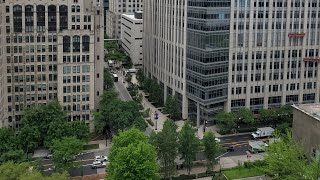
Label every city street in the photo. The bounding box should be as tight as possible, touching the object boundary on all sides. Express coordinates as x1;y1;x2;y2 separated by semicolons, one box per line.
42;151;109;177
113;72;132;101
220;134;253;156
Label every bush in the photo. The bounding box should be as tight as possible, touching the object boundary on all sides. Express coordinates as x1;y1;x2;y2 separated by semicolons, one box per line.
243;160;266;168
218;128;232;135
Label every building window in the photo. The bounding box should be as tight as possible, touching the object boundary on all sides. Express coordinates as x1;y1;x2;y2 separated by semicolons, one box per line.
36;5;45;32
63;36;71;52
82;35;90;52
13;5;22;32
48;5;57;32
73;36;81;52
25;5;34;32
59;5;68;30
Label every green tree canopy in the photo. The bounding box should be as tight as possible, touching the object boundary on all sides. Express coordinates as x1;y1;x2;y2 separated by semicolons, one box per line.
264;131;307;179
178;121;200;175
94;90;147;135
50;136;84;172
203;132;220;171
150;120;179;178
104;68;114;89
0;162;69;180
237;108;255;125
108;128;160;180
215;112;237;133
163;96;180;120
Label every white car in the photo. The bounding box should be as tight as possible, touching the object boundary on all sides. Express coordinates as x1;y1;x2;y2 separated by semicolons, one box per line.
91;161;106;169
95;155;108;162
215;138;221;143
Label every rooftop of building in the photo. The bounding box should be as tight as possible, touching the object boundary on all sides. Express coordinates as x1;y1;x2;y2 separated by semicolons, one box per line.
122;11;143;21
292;103;320;121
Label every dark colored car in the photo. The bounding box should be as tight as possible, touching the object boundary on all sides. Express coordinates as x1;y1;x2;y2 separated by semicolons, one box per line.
223;145;235;152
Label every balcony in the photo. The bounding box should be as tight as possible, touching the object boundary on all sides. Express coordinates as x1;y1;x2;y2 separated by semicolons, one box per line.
288;32;305;37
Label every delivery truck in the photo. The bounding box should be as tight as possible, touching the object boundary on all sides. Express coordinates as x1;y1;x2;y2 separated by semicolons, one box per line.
251;127;274;139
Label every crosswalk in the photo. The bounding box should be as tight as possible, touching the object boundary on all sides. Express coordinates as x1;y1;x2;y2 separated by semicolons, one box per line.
222;138;270;147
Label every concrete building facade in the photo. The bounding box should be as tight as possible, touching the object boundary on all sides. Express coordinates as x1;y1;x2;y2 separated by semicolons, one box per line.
292;104;320;159
0;0;104;129
106;0;143;39
121;12;143;67
143;0;320;126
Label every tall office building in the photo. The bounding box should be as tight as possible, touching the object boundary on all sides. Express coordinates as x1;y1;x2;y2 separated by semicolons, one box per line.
0;0;104;129
106;0;143;39
143;0;320;126
103;0;109;34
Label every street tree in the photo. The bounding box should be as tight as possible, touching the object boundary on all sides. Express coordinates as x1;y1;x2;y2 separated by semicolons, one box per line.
215;112;237;133
163;96;180;120
104;68;114;89
178;121;200;175
20;100;68;147
258;108;275;124
150;120;179;178
203;132;220;171
264;131;307;179
0;128;24;163
136;69;145;86
0;162;69;180
0;162;30;180
18;125;41;153
237;108;255;125
50;136;84;172
108;128;160;180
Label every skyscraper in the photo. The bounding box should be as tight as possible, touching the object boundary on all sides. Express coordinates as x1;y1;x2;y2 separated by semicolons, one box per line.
143;0;320;126
0;0;104;129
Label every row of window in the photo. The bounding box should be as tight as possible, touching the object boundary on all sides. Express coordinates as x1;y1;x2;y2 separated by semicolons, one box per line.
231;93;316;109
232;82;317;95
7;74;56;83
231;70;317;83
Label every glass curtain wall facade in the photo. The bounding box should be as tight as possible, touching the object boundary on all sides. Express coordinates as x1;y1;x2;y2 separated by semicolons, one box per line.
187;0;230;123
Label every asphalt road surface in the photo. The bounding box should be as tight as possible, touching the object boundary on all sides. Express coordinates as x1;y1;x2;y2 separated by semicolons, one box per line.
114;80;132;101
220;134;253;156
42;152;107;177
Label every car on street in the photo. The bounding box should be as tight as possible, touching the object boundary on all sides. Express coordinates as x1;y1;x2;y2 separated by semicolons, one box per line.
91;161;106;169
45;154;53;159
215;138;221;143
95;155;108;162
223;145;235;152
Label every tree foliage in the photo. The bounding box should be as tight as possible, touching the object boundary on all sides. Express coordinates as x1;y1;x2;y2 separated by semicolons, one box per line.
104;68;114;89
0;162;69;180
150;120;179;178
94;90;147;135
178;121;200;175
142;78;164;106
215;112;237;133
0;128;24;163
203;132;220;171
50;136;84;172
107;128;160;180
264;131;307;179
163;96;180;120
237;108;255;124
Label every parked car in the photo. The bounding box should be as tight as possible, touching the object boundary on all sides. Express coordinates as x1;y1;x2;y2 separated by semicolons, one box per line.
95;155;108;162
45;154;53;159
223;145;235;152
91;161;106;169
215;138;221;143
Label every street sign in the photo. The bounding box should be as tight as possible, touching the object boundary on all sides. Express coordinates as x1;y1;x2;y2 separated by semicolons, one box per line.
154;111;158;120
